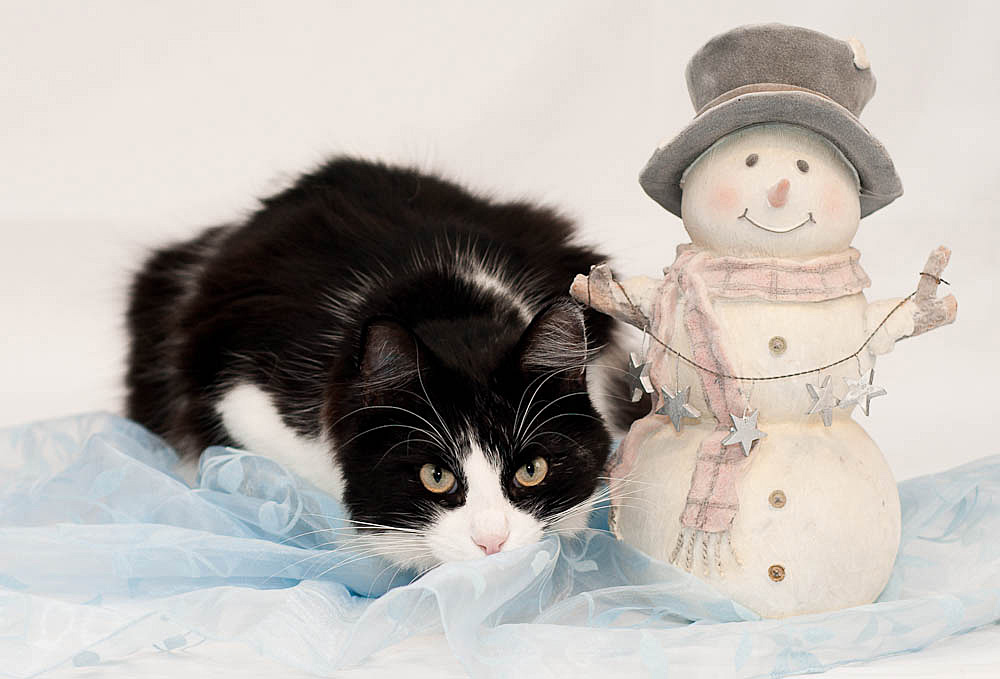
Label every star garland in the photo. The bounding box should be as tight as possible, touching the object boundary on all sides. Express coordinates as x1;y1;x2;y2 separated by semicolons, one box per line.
841;369;886;416
625;352;654;402
607;271;948;384
722;410;767;455
656;386;701;432
806;375;840;427
597;270;950;439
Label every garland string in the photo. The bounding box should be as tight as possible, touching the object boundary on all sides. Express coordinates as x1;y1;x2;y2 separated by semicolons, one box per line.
604;271;948;383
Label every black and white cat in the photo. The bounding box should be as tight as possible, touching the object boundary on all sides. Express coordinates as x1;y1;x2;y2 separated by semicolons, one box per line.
126;158;632;571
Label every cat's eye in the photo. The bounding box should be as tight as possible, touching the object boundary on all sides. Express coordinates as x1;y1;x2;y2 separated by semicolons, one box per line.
419;464;456;494
745;153;759;167
796;159;810;173
514;457;548;487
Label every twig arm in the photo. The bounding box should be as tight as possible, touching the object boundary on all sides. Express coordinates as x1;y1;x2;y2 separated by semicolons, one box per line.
569;264;655;330
865;246;957;355
909;246;958;337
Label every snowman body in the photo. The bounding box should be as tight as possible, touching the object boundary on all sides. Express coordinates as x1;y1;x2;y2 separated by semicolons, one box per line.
574;123;924;617
616;292;902;617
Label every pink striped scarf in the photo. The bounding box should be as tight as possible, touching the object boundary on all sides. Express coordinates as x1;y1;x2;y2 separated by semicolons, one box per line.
610;245;870;535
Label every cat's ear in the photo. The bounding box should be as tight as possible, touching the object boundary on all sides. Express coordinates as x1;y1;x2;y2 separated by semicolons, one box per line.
517;300;590;381
358;319;423;392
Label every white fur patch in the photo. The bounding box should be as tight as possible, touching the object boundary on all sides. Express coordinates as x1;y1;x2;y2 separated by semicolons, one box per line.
216;383;344;500
421;440;543;565
463;267;533;325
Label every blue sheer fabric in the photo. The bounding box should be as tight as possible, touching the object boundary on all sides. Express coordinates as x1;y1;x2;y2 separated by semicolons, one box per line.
1;413;998;677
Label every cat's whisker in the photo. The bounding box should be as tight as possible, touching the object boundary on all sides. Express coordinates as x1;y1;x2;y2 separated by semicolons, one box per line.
596;475;664;488
337;422;447;452
334;532;428;546
544;527;602;539
297;514;427;534
544;501;652;533
310;535;430;570
514;375;590;444
323;534;419;549
543;496;608;526
516;391;602;447
263;542;363;584
366;548;437;596
515;378;631;432
373;435;443;469
333;536;429;553
520;386;589;426
579;363;632;376
367;560;412;598
513;365;590;442
381;397;457;453
329;404;451;450
310;549;392;577
542;487;653;527
410;565;438;584
396;388;454;425
278;519;432;545
512;368;567;440
277;527;363;544
318;540;431;578
560;491;655;511
520;429;585;454
414;351;462;453
521;411;606;448
333;529;429;546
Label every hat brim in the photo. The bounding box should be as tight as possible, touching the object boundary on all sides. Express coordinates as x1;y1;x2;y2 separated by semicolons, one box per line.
639;90;903;219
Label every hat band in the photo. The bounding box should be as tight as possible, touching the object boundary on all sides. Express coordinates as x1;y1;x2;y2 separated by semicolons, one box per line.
695;83;856;117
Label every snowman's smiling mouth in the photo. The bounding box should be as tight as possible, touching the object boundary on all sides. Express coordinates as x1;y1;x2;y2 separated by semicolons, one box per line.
738;208;816;234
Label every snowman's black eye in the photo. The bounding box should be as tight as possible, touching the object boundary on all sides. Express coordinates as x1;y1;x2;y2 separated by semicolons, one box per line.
745;153;759;167
796;159;809;173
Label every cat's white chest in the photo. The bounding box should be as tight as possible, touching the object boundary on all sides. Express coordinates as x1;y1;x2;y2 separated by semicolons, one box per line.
216;383;345;500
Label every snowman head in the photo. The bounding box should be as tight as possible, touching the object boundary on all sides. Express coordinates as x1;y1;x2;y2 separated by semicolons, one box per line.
680;123;861;258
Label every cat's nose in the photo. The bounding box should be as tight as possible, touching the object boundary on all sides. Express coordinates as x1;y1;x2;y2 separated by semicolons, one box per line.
767;178;790;207
473;532;508;556
472;511;509;555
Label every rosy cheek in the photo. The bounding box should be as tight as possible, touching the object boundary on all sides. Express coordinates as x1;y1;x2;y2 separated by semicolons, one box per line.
820;183;845;215
712;185;741;212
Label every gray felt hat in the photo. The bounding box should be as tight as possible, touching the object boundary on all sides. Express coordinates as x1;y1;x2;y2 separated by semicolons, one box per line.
639;23;903;219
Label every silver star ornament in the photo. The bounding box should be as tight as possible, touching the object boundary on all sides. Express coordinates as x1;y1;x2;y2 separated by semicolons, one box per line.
626;352;654;402
806;375;840;427
656;385;701;431
840;369;886;416
722;409;767;456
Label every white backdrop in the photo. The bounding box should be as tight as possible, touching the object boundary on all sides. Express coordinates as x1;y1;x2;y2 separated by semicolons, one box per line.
2;0;998;486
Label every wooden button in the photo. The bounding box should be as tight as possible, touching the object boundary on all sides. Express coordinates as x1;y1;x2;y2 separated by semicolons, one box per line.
769;490;787;508
769;564;786;582
768;336;787;355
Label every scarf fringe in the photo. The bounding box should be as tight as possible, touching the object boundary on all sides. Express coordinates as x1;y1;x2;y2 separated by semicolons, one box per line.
668;526;742;578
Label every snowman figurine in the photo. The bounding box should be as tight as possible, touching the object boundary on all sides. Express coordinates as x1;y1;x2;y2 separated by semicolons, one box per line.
571;24;957;617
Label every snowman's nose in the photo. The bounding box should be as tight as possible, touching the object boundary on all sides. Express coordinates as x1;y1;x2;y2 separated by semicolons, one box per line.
767;178;790;208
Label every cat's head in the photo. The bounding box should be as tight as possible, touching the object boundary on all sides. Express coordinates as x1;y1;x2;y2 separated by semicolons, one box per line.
327;300;611;571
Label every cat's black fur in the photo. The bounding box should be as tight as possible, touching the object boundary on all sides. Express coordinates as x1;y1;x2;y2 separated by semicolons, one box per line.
126;157;626;535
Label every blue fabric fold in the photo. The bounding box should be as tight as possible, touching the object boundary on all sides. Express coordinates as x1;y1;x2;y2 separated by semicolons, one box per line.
1;413;998;677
